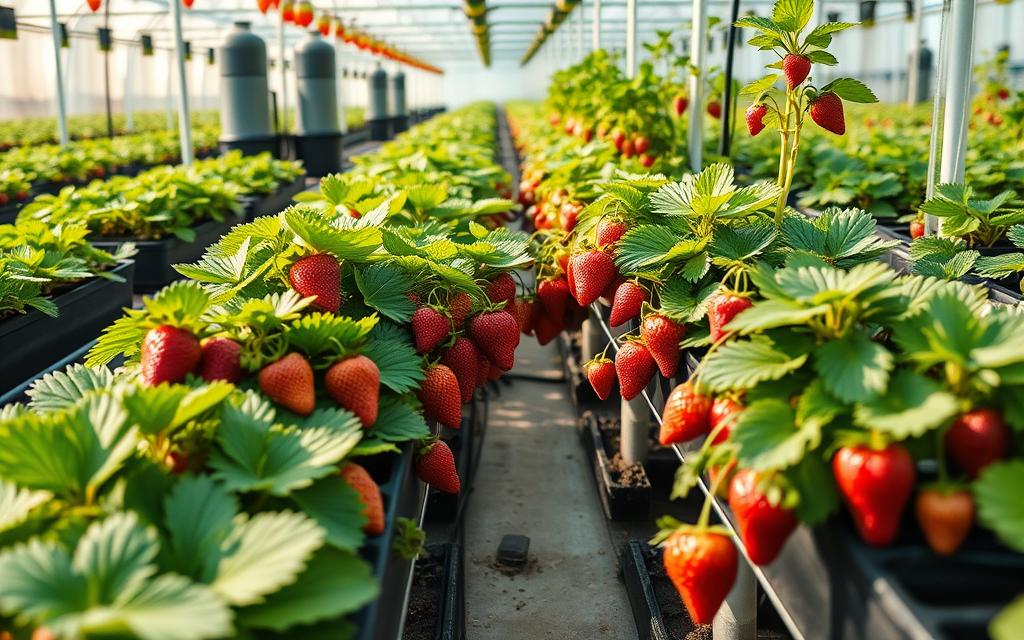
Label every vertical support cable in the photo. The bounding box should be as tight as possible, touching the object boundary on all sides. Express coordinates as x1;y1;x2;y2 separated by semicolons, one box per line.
719;0;741;157
907;0;924;105
170;0;193;166
625;0;636;78
688;0;708;172
47;0;69;146
103;1;113;139
592;0;601;52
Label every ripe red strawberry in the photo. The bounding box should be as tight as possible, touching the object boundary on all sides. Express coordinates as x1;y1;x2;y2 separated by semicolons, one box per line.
511;297;537;336
997;87;1010;100
417;364;462;428
488;363;503;381
640;314;685;378
469;310;520;371
164;450;190;475
441;337;479;404
599;275;625;307
475;353;491;388
339;463;385;535
746;104;768;136
560;202;581;231
833;443;916;546
728;469;798;565
909;220;925;239
416;440;460;494
660;382;713;445
258;353;316;416
809;92;846;135
198;336;243;383
783;54;811;88
533;312;563;346
614;341;657;400
708;290;753;342
707;101;722;119
621;138;636;158
584;357;616;401
289;254;341;314
412;306;450;354
944;408;1009;478
448;292;473;329
611;129;626;151
325;355;380;427
915;487;975;556
663;527;737;624
709;397;743;444
569;250;616;306
673;95;688;116
609;281;647;327
634;136;650;154
484;273;517;308
639;154;656;168
141;325;201;386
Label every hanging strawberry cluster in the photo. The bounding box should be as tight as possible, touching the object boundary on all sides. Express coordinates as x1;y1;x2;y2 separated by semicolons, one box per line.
734;0;878;222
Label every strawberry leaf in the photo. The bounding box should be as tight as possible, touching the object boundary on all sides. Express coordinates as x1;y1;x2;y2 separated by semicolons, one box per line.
733;398;822;471
0;481;51;534
162;475;239;581
820;78;878;103
815;332;893;403
362;322;425;394
284;313;378;360
701;335;810;391
26;364;113;413
975;460;1024;553
237;548;377;631
740;74;780;97
354;263;415;322
992;597;1024;640
852;370;959;438
281;208;381;261
365;395;430;444
771;0;814;32
781;455;838;525
291;475;368;551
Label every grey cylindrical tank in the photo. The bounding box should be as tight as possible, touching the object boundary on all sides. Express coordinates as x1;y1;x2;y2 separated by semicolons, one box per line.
368;64;391;141
391;71;409;134
293;30;341;176
218;22;276;155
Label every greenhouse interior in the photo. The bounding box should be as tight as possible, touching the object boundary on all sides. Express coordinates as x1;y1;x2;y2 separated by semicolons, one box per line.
0;0;1023;639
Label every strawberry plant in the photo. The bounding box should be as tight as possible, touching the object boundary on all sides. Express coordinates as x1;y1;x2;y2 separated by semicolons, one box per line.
735;0;878;221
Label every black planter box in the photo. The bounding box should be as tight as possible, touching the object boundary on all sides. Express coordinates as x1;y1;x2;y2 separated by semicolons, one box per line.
427;396;480;525
621;540;682;640
242;177;307;222
0;260;134;394
0;203;19;225
91;215;241;292
580;412;651;521
353;443;429;640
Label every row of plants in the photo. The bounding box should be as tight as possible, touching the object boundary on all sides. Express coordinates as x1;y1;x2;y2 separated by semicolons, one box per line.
0;110;219;151
0;127;221;204
17;151;303;242
0;101;533;639
0;220;134;319
510;0;1022;635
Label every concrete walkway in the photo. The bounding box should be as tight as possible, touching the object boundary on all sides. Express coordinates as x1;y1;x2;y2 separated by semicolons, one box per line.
463;338;635;639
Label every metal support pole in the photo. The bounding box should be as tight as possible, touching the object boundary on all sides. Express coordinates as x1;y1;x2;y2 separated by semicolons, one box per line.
906;0;924;105
939;1;976;183
688;0;708;172
592;0;601;51
124;45;135;132
615;321;649;464
170;0;193;165
576;5;584;59
924;0;975;235
278;14;288;135
625;0;636;78
581;317;604;362
713;560;757;640
47;0;69;146
719;0;741;157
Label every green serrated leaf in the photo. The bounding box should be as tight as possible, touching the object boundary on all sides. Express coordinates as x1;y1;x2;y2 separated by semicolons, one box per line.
852;370;959;439
975;460;1024;553
814;332;893;403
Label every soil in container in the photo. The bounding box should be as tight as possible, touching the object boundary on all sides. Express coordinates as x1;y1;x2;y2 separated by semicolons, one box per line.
403;546;445;640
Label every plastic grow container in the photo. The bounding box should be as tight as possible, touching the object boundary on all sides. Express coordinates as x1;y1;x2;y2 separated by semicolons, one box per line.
404;542;465;640
0;260;133;395
91;215;241;292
